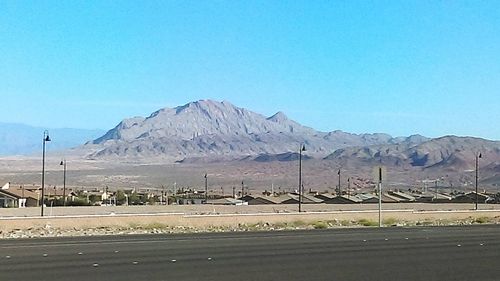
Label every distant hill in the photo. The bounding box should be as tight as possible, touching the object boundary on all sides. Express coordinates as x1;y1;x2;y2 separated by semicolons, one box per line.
83;100;416;161
325;136;500;173
0;122;105;156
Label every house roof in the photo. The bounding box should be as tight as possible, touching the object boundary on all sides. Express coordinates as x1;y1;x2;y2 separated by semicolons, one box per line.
325;195;363;204
0;187;38;200
389;191;416;201
315;193;336;200
207;198;244;205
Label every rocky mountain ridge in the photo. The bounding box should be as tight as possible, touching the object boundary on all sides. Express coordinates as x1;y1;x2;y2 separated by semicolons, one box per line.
83;100;429;161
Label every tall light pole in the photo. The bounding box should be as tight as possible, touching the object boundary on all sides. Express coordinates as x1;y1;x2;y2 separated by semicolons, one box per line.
41;130;51;216
347;177;351;199
337;169;341;196
204;173;208;204
475;153;482;210
378;167;383;227
60;159;66;206
298;144;306;212
241;180;244;198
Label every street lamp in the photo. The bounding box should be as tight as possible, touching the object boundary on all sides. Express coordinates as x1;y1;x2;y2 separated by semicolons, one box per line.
60;159;66;206
347;177;351;199
204;173;208;204
298;144;306;212
241;180;244;198
475;152;482;210
41;130;51;216
337;169;341;196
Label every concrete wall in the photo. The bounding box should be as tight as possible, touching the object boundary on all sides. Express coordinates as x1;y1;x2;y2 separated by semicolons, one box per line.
1;209;499;233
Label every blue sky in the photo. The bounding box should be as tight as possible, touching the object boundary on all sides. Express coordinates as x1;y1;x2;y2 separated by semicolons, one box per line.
1;1;499;139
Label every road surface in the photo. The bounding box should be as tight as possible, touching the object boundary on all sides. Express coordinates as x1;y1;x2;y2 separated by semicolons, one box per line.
1;226;499;281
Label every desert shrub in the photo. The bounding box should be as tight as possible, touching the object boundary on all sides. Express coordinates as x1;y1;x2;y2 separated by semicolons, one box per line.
313;221;328;229
474;217;492;224
357;218;378;227
383;217;398;226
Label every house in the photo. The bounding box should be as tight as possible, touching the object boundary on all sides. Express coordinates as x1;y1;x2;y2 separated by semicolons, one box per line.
432;193;453;203
207;198;247;205
315;193;336;201
324;195;363;204
355;193;399;203
354;193;381;203
240;195;255;202
247;195;285;205
452;192;490;203
281;194;323;204
388;191;416;202
0;183;38;208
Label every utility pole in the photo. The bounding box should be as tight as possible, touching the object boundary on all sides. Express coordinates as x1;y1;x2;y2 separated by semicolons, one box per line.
204;174;208;204
298;144;306;212
475;153;482;210
105;186;109;206
347;177;351;199
434;179;438;201
337;169;341;196
241;181;244;198
60;159;66;206
41;130;51;216
378;167;383;228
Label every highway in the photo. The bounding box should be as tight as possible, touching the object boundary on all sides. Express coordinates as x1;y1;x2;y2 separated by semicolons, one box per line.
1;226;499;281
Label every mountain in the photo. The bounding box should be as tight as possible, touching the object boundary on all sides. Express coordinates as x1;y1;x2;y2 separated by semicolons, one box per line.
0;122;105;156
83;100;413;161
325;136;500;173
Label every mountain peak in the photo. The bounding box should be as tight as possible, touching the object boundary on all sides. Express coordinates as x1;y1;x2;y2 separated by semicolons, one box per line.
267;111;289;123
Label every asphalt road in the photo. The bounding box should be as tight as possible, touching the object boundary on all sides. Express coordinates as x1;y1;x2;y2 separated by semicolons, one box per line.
1;226;499;281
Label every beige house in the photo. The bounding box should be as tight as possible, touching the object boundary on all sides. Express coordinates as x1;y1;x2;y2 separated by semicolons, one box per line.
0;183;39;208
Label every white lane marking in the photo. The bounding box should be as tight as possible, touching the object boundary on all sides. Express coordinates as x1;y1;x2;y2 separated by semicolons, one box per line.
0;232;341;250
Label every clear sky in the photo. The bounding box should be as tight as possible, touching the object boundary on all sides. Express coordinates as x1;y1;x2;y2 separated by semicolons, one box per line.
1;1;499;139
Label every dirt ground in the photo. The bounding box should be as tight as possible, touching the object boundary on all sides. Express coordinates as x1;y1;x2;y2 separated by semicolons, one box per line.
1;203;500;237
1;203;499;218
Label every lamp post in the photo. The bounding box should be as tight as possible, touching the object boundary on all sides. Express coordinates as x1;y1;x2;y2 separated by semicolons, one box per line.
378;167;383;227
241;180;244;198
475;153;482;210
298;144;306;212
204;173;208;204
60;159;66;206
347;177;351;199
41;130;51;216
337;169;341;196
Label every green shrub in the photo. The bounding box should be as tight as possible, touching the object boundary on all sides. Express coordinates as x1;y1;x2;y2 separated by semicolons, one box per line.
474;217;492;224
383;217;398;226
312;221;328;229
357;218;378;227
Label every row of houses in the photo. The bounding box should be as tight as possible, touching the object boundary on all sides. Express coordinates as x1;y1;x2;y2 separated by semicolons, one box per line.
210;190;495;205
1;180;497;208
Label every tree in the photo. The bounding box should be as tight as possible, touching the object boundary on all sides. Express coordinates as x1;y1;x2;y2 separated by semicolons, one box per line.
115;189;127;205
129;192;141;205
